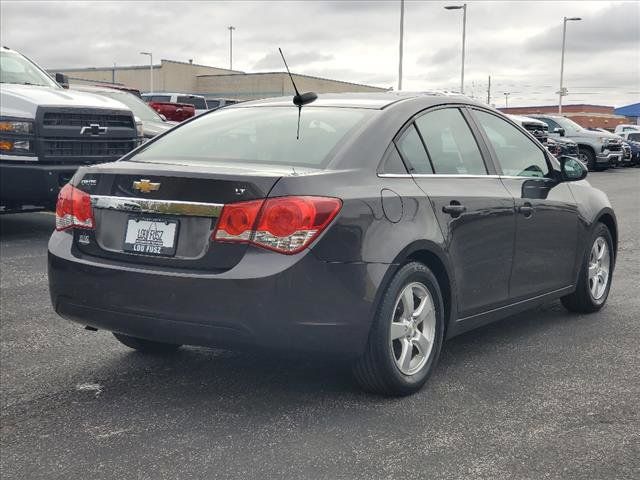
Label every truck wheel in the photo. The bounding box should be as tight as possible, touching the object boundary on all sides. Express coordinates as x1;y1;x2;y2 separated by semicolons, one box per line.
561;223;614;313
352;262;445;396
578;147;597;171
113;333;181;353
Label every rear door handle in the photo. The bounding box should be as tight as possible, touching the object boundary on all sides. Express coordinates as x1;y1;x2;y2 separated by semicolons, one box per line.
442;203;466;217
518;203;534;217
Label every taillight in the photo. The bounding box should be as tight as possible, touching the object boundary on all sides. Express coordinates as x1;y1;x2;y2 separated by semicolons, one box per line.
55;184;95;231
213;196;342;254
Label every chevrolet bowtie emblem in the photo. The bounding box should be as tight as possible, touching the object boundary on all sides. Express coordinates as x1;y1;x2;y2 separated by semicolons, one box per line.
133;179;160;193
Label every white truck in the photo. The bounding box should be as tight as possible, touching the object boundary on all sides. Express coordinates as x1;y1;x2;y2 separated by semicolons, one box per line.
1;47;141;212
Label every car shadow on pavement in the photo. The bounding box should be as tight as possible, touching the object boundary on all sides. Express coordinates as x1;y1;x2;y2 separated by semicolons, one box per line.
54;300;589;410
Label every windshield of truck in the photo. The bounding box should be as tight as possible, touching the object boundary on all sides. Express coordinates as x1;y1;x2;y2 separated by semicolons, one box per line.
98;90;163;122
553;116;585;133
132;106;375;169
0;50;59;88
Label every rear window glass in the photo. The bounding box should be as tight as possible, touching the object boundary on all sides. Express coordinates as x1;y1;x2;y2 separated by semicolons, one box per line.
177;96;207;109
132;106;374;168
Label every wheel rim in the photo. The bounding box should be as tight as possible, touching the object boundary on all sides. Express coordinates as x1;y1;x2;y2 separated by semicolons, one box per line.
578;152;590;166
389;282;436;376
588;236;610;301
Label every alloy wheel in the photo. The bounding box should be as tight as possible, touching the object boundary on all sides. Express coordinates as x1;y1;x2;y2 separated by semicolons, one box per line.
588;236;610;301
389;282;436;375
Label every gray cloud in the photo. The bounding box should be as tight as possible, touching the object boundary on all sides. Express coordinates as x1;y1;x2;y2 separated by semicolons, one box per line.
252;51;334;70
1;0;637;107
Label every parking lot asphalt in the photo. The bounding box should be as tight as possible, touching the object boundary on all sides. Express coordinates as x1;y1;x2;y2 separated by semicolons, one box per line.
1;170;639;480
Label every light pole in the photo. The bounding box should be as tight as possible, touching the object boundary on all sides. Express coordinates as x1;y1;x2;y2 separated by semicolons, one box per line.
444;3;467;94
228;26;236;70
504;92;510;108
558;16;581;114
139;52;153;93
398;0;404;91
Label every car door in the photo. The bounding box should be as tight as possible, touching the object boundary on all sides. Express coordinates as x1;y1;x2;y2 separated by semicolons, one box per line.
397;106;516;319
470;109;579;301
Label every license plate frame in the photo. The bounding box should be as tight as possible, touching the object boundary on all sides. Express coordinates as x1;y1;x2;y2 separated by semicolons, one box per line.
123;216;180;257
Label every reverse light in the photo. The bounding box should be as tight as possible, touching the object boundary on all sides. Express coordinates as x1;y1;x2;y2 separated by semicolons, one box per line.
213;196;342;254
55;184;95;231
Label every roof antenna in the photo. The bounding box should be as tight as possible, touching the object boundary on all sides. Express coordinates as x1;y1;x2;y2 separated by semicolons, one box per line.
279;48;317;139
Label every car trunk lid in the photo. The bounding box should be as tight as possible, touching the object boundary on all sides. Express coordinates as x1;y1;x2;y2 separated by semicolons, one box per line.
73;160;291;271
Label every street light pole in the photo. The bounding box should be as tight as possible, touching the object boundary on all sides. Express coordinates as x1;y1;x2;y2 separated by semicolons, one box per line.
504;92;510;108
139;52;153;93
558;16;581;114
398;0;404;91
445;3;467;94
228;26;236;70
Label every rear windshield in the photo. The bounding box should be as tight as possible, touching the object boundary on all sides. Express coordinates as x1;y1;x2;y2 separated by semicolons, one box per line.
177;96;207;110
131;106;374;168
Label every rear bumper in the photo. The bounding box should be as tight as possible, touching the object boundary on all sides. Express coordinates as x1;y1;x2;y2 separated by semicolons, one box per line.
48;232;389;357
0;162;78;207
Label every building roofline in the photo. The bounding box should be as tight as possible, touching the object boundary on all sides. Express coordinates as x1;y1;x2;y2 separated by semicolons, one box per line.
196;71;389;91
50;59;242;74
500;104;615;110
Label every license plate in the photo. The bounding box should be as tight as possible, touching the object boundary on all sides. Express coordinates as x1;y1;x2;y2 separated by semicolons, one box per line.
123;217;179;256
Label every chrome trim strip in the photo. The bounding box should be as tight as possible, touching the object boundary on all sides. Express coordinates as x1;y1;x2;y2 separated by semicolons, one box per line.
378;173;549;180
90;195;223;217
0;154;39;162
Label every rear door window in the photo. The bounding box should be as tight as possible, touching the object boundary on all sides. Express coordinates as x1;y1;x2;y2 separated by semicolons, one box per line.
147;95;171;102
415;108;487;175
395;124;433;173
474;110;550;178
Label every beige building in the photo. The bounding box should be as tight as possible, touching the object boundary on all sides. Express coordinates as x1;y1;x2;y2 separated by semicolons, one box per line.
52;59;387;100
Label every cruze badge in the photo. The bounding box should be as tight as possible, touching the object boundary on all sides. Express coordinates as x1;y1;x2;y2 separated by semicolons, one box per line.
133;179;161;193
80;123;108;136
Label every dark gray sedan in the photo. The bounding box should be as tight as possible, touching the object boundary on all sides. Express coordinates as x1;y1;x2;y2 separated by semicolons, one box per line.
48;93;617;395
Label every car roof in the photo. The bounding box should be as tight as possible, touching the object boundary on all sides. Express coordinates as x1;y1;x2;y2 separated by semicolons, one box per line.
507;114;547;125
142;92;206;98
232;91;475;110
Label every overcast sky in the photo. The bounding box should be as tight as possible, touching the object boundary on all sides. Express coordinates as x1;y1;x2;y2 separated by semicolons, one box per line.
1;1;638;107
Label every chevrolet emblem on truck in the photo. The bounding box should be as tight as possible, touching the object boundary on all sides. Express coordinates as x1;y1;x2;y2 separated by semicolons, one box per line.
133;179;161;193
80;123;108;136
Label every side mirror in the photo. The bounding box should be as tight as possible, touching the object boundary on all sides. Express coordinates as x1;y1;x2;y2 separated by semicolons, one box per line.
553;127;565;137
560;156;587;182
55;72;69;88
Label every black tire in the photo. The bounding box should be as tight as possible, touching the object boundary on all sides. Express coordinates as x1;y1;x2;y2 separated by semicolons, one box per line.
561;222;614;313
113;333;181;353
578;147;597;171
353;262;445;396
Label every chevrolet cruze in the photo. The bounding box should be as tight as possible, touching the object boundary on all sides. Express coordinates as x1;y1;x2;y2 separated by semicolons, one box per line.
48;93;617;395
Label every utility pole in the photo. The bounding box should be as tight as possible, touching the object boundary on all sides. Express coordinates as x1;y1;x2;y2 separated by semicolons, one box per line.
228;26;236;70
139;52;152;93
486;75;491;104
558;16;581;114
112;62;116;84
398;0;404;91
444;3;467;94
504;92;510;108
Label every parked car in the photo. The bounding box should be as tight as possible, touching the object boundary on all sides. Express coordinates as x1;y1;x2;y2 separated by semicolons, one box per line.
48;92;617;396
0;47;139;212
621;142;633;166
142;98;195;122
614;124;640;134
71;85;175;140
530;115;623;171
142;93;207;115
546;136;579;159
616;131;640;166
507;114;548;144
205;98;238;110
